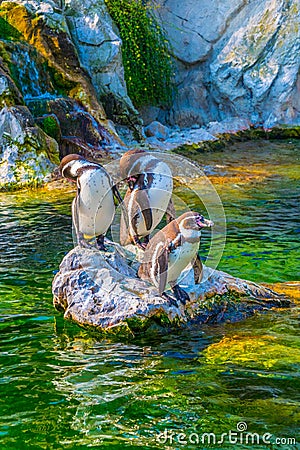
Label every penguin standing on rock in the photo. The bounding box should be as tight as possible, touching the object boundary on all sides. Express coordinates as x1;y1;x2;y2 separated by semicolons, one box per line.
119;149;175;249
59;154;122;250
138;212;214;305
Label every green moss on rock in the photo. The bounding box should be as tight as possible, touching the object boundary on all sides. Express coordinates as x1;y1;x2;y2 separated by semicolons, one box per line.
46;64;78;97
38;114;61;142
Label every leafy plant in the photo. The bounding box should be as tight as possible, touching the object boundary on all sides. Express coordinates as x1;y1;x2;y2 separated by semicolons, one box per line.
39;115;61;141
0;16;21;40
105;0;174;107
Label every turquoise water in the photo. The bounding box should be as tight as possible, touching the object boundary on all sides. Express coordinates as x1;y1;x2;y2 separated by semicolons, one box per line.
0;140;299;449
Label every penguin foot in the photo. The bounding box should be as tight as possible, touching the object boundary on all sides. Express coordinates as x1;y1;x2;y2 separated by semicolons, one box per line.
96;235;107;252
162;292;179;308
172;285;189;306
78;235;96;249
133;235;147;251
142;235;150;248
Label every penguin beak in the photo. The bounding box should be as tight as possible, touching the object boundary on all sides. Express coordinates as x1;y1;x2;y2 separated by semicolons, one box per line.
127;176;137;190
196;216;214;228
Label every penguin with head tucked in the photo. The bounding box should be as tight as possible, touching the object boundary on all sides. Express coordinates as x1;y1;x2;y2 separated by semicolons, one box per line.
119;149;175;249
59;154;123;250
138;211;214;305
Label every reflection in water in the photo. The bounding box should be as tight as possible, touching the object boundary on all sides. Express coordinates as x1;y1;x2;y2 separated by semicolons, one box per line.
0;141;299;449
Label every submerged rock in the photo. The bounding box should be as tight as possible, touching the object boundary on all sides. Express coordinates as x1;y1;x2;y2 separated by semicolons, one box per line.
0;62;23;108
52;245;290;335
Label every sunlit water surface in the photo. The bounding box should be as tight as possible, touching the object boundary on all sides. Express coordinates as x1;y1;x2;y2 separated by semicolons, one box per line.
0;140;299;449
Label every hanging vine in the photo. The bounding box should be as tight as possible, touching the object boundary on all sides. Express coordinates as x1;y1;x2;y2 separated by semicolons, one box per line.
105;0;175;108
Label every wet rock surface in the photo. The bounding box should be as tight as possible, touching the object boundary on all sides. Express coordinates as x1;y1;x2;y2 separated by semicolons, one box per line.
1;0;299;190
53;245;291;335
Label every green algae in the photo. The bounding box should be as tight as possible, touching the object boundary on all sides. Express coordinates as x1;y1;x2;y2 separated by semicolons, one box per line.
204;334;300;370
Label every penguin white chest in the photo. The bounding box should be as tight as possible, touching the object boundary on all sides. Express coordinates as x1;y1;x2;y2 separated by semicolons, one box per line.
136;164;173;236
167;241;199;284
77;170;115;238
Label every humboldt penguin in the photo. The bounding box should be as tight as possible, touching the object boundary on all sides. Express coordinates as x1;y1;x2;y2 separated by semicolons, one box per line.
119;149;175;249
138;211;214;305
59;154;122;250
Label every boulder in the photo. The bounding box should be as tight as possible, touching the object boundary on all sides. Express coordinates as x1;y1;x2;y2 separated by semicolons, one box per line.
30;97;117;157
52;245;290;335
0;106;59;189
144;121;170;140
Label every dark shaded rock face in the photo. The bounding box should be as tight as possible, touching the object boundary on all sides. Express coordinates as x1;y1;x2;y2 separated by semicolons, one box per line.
148;0;300;128
28;97;115;158
52;245;290;335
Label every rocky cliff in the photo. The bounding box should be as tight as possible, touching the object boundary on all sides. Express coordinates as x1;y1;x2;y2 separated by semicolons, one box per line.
0;0;137;189
149;0;300;128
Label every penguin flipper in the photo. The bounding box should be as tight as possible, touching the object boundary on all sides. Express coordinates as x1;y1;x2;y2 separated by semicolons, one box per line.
72;195;80;244
157;246;169;295
112;184;123;205
135;188;153;231
165;198;176;224
193;253;203;284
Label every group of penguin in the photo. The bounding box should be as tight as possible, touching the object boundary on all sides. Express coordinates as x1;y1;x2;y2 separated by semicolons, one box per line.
59;150;213;306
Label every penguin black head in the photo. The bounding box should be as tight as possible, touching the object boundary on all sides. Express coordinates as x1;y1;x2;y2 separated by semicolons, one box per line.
119;148;146;186
179;211;214;232
59;154;102;182
59;154;86;181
